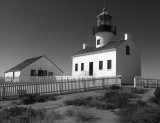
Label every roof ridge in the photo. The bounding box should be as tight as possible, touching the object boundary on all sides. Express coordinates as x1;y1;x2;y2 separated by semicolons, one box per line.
5;55;44;73
73;40;126;56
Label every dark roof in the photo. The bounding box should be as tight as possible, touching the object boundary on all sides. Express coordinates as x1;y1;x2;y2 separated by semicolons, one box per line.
5;55;64;73
5;56;43;73
73;40;126;56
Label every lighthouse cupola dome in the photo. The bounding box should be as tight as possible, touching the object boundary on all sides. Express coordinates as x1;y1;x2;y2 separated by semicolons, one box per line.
97;8;112;26
93;8;117;48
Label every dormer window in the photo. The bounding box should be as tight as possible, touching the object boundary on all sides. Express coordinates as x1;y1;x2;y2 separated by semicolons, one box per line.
97;39;100;45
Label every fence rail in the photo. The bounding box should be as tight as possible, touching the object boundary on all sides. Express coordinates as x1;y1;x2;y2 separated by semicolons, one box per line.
0;76;122;100
134;76;160;88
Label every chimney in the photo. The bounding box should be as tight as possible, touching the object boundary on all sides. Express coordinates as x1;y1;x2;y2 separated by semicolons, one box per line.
124;33;131;41
83;43;87;49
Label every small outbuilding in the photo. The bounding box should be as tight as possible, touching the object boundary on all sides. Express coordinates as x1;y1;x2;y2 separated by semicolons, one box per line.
4;55;64;82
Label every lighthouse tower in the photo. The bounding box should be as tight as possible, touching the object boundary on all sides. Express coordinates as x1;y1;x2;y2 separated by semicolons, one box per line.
93;8;117;48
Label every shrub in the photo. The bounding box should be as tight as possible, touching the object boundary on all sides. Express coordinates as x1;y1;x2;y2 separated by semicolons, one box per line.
64;96;93;106
75;107;96;122
154;87;160;99
104;91;136;108
0;106;45;123
131;88;147;94
21;94;37;105
110;85;121;90
149;96;160;105
104;91;117;99
107;93;128;108
118;101;160;123
12;100;23;105
136;100;147;107
66;107;75;117
20;94;57;105
43;110;63;123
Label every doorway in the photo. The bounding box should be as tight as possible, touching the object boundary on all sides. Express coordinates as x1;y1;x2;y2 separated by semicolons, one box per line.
89;62;93;76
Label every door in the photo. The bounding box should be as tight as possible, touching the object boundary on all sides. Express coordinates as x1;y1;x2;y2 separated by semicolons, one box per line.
89;62;93;76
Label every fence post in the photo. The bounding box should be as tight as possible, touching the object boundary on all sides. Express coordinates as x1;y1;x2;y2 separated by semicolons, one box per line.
102;78;105;88
2;86;6;99
134;77;136;88
83;78;86;91
119;76;122;88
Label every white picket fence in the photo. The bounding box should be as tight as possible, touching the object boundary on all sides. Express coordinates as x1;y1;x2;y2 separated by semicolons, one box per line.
134;76;160;88
0;76;122;100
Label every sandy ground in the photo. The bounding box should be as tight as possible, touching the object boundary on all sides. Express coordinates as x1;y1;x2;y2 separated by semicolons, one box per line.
0;88;156;123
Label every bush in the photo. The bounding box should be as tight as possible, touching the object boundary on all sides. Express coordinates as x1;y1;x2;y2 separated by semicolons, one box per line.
64;91;136;110
64;96;93;106
136;100;147;107
104;91;136;108
104;91;117;99
43;110;63;123
131;88;147;94
118;101;160;123
149;96;160;105
20;94;56;105
0;106;45;123
154;87;160;99
66;107;75;117
110;85;121;90
12;100;24;105
75;107;96;122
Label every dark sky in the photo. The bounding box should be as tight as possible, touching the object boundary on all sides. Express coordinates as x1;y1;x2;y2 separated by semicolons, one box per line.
0;0;160;78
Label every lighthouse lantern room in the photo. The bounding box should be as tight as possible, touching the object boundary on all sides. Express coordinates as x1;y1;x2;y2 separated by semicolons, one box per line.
93;8;117;48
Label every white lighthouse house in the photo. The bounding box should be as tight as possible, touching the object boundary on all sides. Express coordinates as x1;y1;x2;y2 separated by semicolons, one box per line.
72;8;141;84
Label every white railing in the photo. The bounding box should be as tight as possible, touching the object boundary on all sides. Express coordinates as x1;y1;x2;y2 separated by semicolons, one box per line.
0;75;122;100
134;76;160;88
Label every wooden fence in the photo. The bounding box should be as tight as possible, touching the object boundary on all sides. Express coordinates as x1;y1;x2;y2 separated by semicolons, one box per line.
0;76;122;100
134;76;160;88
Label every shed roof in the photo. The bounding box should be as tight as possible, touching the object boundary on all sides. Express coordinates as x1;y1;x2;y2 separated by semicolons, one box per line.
73;40;126;56
5;55;64;73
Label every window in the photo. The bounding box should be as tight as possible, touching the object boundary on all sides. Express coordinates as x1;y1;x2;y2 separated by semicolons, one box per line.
81;63;84;71
107;60;112;69
75;64;78;71
43;70;47;76
99;61;103;70
38;70;43;76
126;45;130;55
48;72;53;76
30;69;36;76
97;39;100;45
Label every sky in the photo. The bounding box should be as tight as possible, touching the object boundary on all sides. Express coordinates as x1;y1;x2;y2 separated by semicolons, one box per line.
0;0;160;78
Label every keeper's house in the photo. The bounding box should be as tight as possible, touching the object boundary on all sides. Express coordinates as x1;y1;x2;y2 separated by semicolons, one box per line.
4;55;64;82
72;8;141;84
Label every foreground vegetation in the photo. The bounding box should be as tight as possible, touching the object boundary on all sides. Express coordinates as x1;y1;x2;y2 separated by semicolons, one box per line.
1;85;160;123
